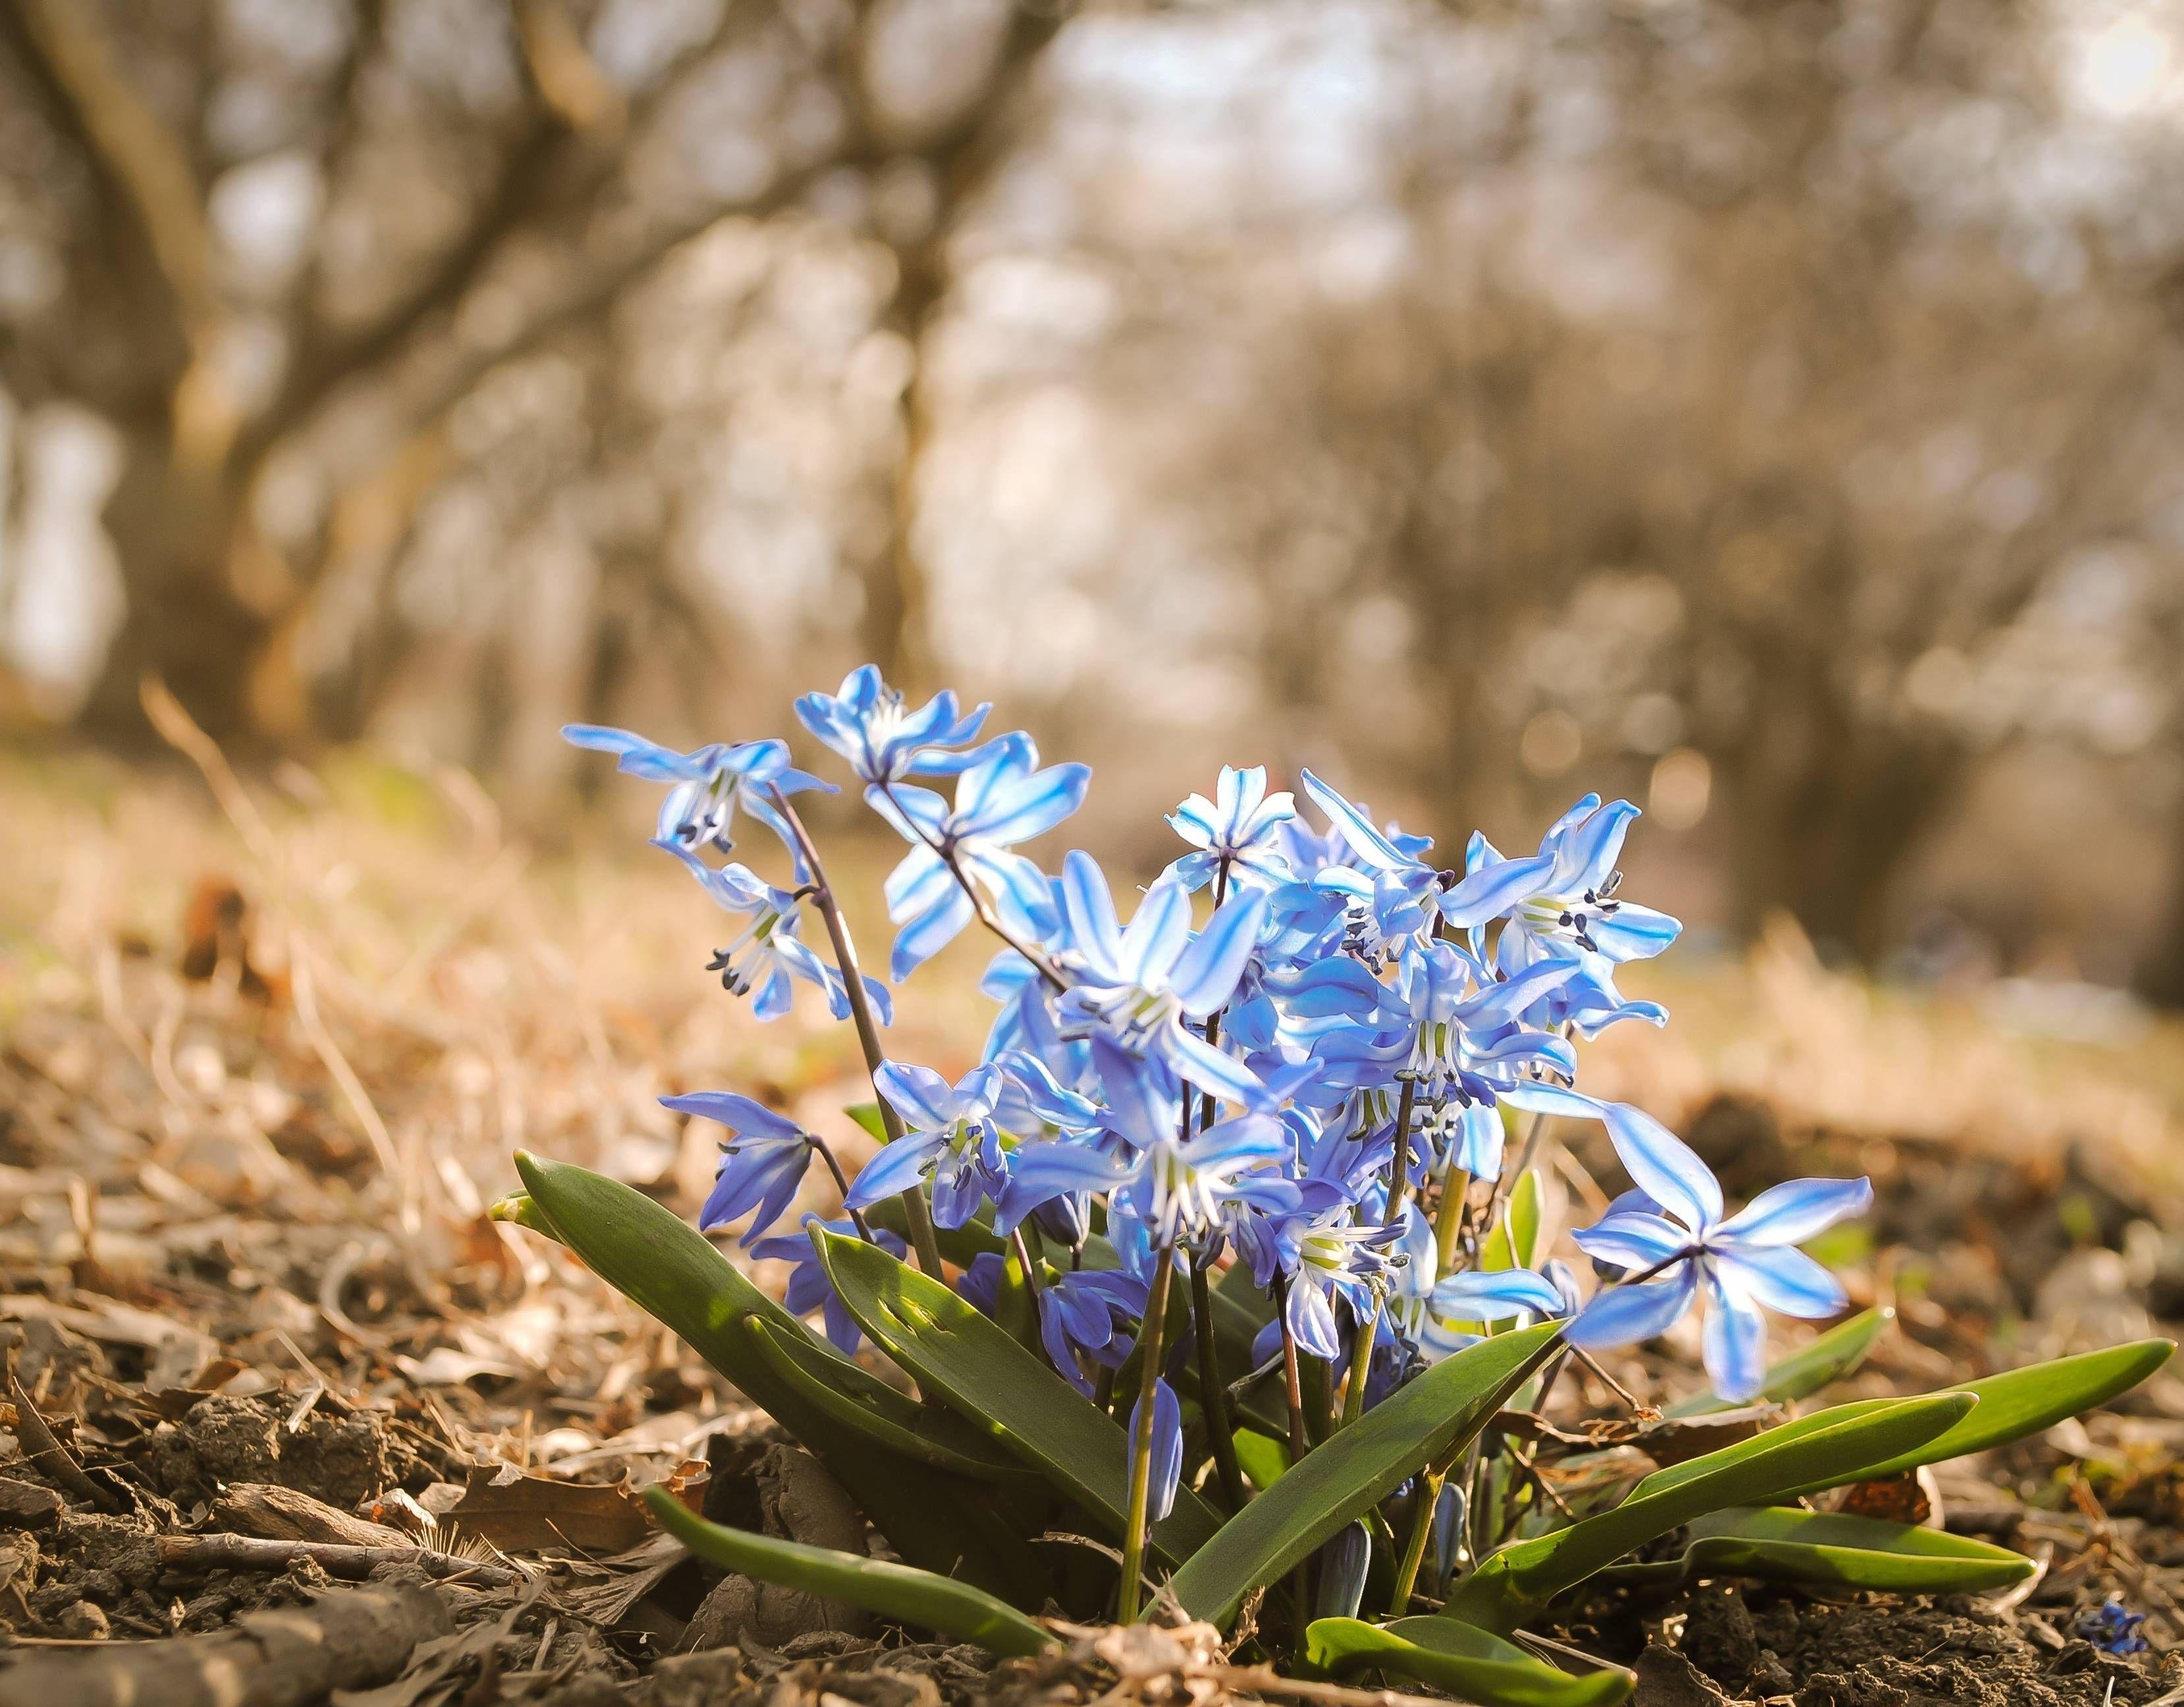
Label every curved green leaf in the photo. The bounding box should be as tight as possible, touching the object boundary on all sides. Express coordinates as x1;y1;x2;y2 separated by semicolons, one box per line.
487;1189;563;1241
1168;1323;1562;1628
1775;1339;2174;1498
813;1228;1223;1565
508;1154;1045;1601
739;1317;1045;1486
1442;1392;1976;1635
1598;1505;2033;1594
1665;1307;1894;1419
1232;1428;1290;1492
1307;1617;1631;1707
643;1487;1057;1657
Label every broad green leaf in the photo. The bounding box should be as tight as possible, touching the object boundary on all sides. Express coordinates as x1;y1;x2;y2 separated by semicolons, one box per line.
862;1195;1006;1268
643;1488;1057;1657
1442;1393;1975;1634
1168;1323;1562;1629
845;1101;890;1144
1774;1339;2173;1498
1666;1307;1894;1418
1307;1617;1631;1707
1597;1505;2033;1595
813;1230;1222;1565
508;1154;1043;1601
739;1317;1044;1485
1233;1428;1290;1491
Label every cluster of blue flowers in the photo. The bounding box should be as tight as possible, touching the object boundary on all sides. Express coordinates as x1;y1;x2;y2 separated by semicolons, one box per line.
568;665;1871;1523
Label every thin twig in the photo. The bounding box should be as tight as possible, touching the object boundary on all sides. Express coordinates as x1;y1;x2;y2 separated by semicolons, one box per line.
7;1375;117;1513
156;1531;525;1586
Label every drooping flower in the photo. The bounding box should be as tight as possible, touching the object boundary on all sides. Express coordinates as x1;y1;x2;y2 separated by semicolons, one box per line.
664;1091;815;1243
1052;853;1272;1109
749;1215;908;1352
843;1061;1008;1228
661;845;889;1023
1133;1377;1184;1523
1165;767;1297;892
1564;1104;1871;1400
1036;1267;1149;1396
1384;1205;1568;1360
563;724;831;869
2076;1598;2150;1656
794;666;1000;786
868;734;1089;980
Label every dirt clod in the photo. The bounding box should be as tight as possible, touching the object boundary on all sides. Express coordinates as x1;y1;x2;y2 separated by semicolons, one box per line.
146;1395;418;1509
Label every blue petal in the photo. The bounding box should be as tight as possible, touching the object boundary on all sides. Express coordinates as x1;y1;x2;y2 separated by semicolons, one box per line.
661;1091;804;1142
1587;902;1683;962
1701;1267;1769;1401
1452;1103;1505;1178
1134;1378;1184;1523
889;884;976;981
964;762;1091;846
1714;1245;1847;1319
1120;877;1195;985
1288;1278;1343;1359
1548;799;1639;897
1430;1267;1566;1322
1602;1103;1723;1233
842;1131;942;1208
1562;1266;1697;1349
1061;850;1125;970
884;843;954;921
1168;887;1269;1017
1298;770;1415;874
1167;1025;1272;1110
1438;853;1555;928
975;849;1064;940
1571;1210;1687;1269
1712;1176;1872;1247
873;1060;960;1131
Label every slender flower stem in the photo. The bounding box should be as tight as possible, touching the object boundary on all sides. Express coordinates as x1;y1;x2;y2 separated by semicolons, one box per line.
1273;1275;1313;1655
804;1135;875;1242
1118;1242;1178;1625
1193;857;1233;1139
1488;1106;1552;1226
875;782;1070;990
1434;1163;1471;1278
1388;1464;1445;1614
1010;1226;1045;1303
766;786;945;1280
1190;1254;1247;1511
1340;1073;1419;1429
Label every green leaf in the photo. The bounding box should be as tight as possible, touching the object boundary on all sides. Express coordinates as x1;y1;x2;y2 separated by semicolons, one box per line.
1479;1172;1544;1274
1307;1617;1631;1707
738;1317;1045;1486
508;1154;1044;1600
1665;1307;1894;1418
1774;1339;2173;1498
1232;1428;1290;1492
845;1101;890;1144
1441;1392;1976;1635
1598;1505;2033;1595
643;1487;1057;1657
1168;1323;1562;1629
813;1229;1223;1565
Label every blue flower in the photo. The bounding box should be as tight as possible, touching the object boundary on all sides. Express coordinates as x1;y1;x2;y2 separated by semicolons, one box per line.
1010;1047;1296;1252
1485;795;1683;966
563;724;832;870
1165;767;1297;892
2076;1598;2149;1656
1052;853;1272;1109
1035;1267;1149;1395
1564;1104;1872;1401
1276;1203;1406;1359
868;734;1089;980
749;1215;907;1352
1133;1376;1185;1523
1384;1206;1568;1360
794;665;1000;786
842;1060;1008;1228
660;846;889;1024
663;1091;815;1243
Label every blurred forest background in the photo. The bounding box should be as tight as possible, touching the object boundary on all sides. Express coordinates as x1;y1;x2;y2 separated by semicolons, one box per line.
1;0;2182;1001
